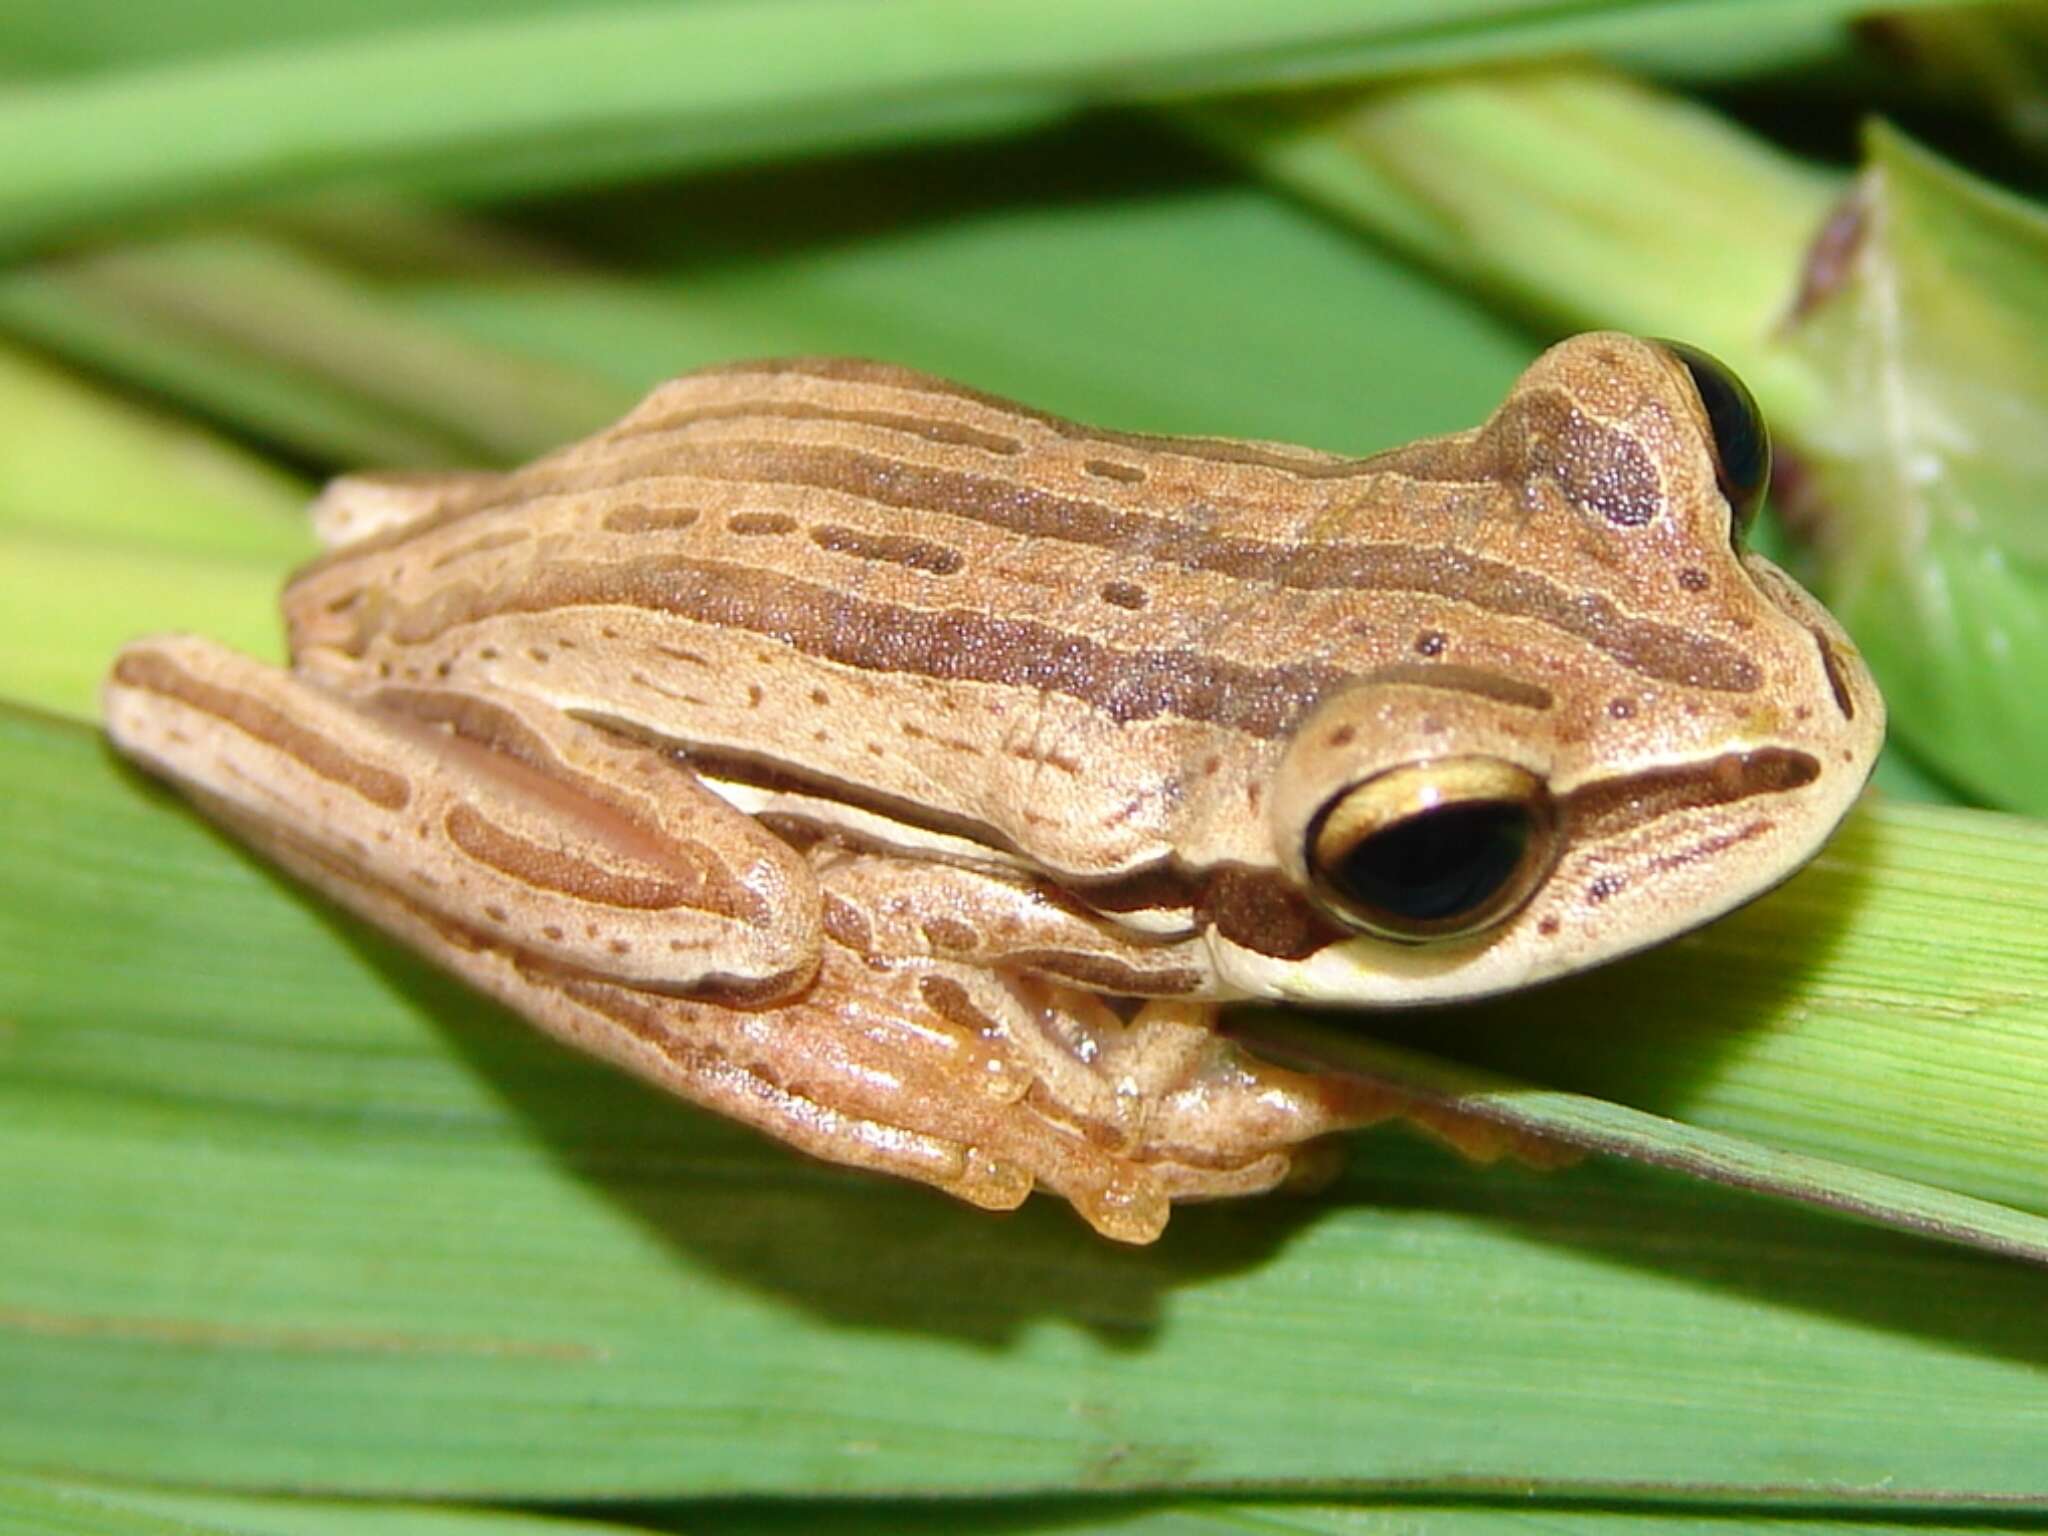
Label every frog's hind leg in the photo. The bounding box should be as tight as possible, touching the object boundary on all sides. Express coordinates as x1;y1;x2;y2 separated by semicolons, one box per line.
261;881;1398;1242
104;633;822;1002
491;933;1425;1243
309;471;505;549
121;752;1378;1240
121;768;1026;1213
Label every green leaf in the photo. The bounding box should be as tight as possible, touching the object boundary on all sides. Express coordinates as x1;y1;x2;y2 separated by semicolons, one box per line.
6;705;2048;1504
0;0;1967;258
404;160;1534;451
0;1473;649;1536
0;229;629;468
1318;796;2048;1222
1863;4;2048;156
28;1473;2048;1536
0;342;303;555
702;1505;2048;1536
1181;67;1839;428
1778;119;2048;814
0;0;1947;80
30;1473;2048;1536
0;343;308;716
1244;1008;2048;1268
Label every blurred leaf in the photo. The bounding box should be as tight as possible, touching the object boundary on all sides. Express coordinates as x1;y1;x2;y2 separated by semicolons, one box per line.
0;228;628;467
0;126;1536;480
6;706;2048;1502
1613;12;1880;78
1867;736;1971;802
1863;1;2048;153
0;343;302;555
405;147;1537;450
0;1476;227;1536
1182;67;1838;422
0;343;307;714
0;0;1968;257
0;0;580;75
1779;120;2048;812
0;0;1978;87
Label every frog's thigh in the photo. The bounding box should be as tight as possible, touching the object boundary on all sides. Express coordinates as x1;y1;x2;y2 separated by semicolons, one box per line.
814;851;1219;997
105;634;820;1000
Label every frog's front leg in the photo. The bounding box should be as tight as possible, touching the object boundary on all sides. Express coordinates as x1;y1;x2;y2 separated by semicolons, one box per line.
809;848;1219;995
104;634;821;1001
814;850;1569;1173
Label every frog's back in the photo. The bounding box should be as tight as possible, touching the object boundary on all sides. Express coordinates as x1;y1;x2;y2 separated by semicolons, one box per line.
281;358;1452;880
277;346;1857;899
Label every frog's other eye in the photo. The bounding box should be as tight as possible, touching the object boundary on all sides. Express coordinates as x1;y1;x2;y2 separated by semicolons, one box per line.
1658;340;1771;542
1305;758;1558;943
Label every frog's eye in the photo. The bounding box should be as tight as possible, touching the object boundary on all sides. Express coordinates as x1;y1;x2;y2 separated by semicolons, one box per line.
1305;759;1558;943
1659;340;1771;542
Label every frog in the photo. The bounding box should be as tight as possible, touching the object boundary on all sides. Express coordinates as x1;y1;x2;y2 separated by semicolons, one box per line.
104;332;1884;1241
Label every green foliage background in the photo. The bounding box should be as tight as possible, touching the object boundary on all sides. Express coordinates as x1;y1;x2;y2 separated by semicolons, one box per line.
3;3;2048;1532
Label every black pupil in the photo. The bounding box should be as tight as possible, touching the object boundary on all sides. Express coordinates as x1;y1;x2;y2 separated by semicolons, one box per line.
1336;802;1530;926
1664;341;1770;537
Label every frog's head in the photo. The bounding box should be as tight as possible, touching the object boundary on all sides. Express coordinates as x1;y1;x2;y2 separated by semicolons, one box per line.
1234;333;1883;1004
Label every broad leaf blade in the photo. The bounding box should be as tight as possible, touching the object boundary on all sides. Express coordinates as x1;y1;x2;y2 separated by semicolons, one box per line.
39;1475;2048;1536
0;1474;648;1535
1343;799;2048;1220
4;708;2047;1502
